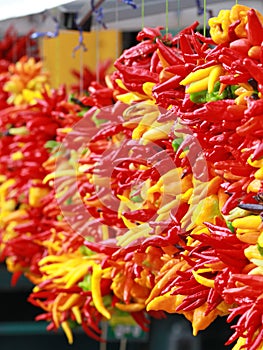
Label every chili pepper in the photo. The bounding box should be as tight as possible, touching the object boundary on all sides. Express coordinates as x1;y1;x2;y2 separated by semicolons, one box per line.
91;264;111;319
208;9;231;44
136;26;163;41
171;21;199;44
190;32;207;59
81;320;104;342
152;75;182;94
227;19;240;42
84;240;118;255
243;58;263;84
118;40;157;61
149;50;159;73
247;9;263;46
89;122;128;142
252;142;263;161
230;38;251;56
179;34;194;62
131;311;150;332
156;38;184;65
230;274;263;289
245;98;263;117
114;61;159;83
248;45;261;61
236;115;263;136
176;295;206;312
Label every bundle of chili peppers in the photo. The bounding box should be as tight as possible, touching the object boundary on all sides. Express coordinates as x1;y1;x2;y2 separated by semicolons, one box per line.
0;4;263;350
0;26;39;63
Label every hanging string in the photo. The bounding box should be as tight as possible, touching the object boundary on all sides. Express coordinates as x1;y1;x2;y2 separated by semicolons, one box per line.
176;0;181;48
79;44;84;95
72;22;87;95
141;0;145;28
195;0;213;37
95;21;100;82
203;0;206;37
55;33;60;89
165;0;169;35
115;0;119;60
72;25;88;57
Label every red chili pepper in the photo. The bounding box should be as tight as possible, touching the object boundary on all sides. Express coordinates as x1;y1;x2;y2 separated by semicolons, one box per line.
156;38;184;65
243;58;263;84
165;63;194;75
152;74;182;94
179;33;194;62
252;141;263;160
236;115;263;136
119;40;157;61
115;61;159;83
149;50;159;73
131;311;150;332
171;21;199;46
245;98;263;117
228;20;240;42
82;320;104;342
190;32;206;59
84;240;118;255
136;26;163;41
194;31;215;45
123;208;157;222
247;9;263;46
176;294;207;312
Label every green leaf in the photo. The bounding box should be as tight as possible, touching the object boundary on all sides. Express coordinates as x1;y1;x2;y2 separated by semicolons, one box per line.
79;245;94;256
257;243;263;257
44;140;61;150
172;137;184;152
78;274;91;291
226;221;235;233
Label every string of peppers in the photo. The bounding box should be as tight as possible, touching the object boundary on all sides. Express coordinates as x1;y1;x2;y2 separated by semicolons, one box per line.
0;4;263;350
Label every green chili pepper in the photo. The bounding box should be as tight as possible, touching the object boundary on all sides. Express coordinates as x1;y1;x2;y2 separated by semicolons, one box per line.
190;82;239;103
172;137;184;152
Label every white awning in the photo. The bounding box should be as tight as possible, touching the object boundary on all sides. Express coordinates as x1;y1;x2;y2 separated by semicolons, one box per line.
0;0;76;20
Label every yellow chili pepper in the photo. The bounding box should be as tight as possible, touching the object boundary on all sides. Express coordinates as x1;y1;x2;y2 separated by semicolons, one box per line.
258;231;263;246
232;215;261;230
207;65;224;93
244;245;263;261
247;179;262;193
192;303;218;336
146;291;184;313
229;4;250;38
72;306;82;324
91;264;111;320
141;121;174;145
59;294;81;311
192;269;215;288
61;320;74;344
208;10;231;44
115;302;145;312
255;167;263;180
185;77;209;94
29;186;49;207
180;65;218;86
235;91;254;105
236;230;260;244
